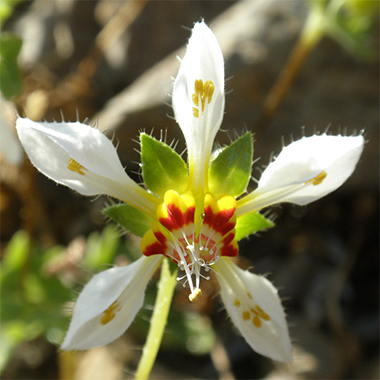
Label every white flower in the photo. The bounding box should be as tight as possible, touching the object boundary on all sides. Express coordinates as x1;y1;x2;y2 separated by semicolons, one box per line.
16;21;364;363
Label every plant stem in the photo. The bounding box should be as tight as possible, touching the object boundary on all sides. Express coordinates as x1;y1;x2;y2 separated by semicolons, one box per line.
258;3;325;127
134;258;177;380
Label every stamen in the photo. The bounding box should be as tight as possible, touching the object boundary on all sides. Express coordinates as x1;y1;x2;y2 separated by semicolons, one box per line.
68;158;86;175
305;170;327;186
192;79;215;118
100;300;121;325
189;288;202;302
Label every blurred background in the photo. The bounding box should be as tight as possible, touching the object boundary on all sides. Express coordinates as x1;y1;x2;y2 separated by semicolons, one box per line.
0;0;378;379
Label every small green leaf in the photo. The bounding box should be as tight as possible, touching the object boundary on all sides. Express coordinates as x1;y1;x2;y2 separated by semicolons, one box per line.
103;203;153;238
235;212;274;241
0;33;23;100
1;230;30;276
82;225;120;270
141;133;188;197
209;132;253;197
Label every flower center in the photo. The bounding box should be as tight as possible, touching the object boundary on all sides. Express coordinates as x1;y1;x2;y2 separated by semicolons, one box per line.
192;79;214;118
141;190;238;301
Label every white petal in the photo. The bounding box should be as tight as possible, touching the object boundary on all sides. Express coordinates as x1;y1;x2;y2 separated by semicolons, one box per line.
16;118;158;216
214;258;292;362
61;255;162;350
173;21;224;191
237;134;364;216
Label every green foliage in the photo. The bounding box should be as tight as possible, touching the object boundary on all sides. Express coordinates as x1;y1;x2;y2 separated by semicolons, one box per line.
209;132;253;197
135;286;216;355
103;203;153;238
0;0;22;25
0;232;72;372
0;227;124;372
235;212;274;241
140;133;188;197
0;32;23;100
81;225;120;271
307;0;377;60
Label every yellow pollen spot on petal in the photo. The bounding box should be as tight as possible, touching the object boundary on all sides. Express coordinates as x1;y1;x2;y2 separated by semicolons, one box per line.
256;305;271;321
68;158;86;175
100;300;121;325
245;290;253;300
305;170;327;186
253;315;262;328
234;299;241;307
242;310;250;321
192;79;215;118
189;288;202;302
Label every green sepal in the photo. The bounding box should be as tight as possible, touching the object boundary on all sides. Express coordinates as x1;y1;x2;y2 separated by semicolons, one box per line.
141;133;188;197
235;212;274;241
209;132;253;197
103;203;153;238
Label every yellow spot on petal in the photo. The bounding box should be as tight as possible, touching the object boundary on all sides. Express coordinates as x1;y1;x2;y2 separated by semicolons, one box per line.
234;299;241;307
305;170;327;186
68;158;86;175
256;305;271;321
245;290;253;300
253;315;262;328
242;311;250;321
189;288;202;302
100;300;121;325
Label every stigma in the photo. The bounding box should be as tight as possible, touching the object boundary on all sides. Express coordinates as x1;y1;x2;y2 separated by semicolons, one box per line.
141;190;238;300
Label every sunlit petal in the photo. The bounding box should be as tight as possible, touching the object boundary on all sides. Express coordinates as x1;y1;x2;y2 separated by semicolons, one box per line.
61;255;162;350
16;118;159;216
214;257;292;362
173;21;225;192
237;134;364;216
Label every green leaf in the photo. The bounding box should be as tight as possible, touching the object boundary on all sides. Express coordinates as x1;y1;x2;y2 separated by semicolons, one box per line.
0;230;30;277
103;203;153;238
140;133;188;197
0;33;23;100
82;225;120;270
209;132;253;197
235;212;274;241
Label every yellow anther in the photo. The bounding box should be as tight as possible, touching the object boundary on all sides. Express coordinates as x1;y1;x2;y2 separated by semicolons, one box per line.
192;79;215;117
234;299;241;307
305;170;327;186
189;288;202;302
194;79;204;94
68;158;86;175
253;316;262;328
242;311;250;321
256;305;271;321
245;290;253;300
100;300;120;325
204;81;214;101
